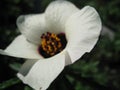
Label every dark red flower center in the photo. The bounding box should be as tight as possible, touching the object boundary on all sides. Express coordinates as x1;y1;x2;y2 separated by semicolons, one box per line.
38;32;67;58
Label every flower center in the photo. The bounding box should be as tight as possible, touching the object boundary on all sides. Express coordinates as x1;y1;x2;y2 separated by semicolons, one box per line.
38;32;67;58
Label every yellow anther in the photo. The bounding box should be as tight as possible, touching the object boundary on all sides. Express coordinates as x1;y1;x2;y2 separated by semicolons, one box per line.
47;41;50;44
48;45;52;52
58;43;62;48
51;42;54;45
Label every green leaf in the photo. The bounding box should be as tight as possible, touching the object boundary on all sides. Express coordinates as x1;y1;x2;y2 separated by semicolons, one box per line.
9;62;22;71
24;86;33;90
0;78;21;90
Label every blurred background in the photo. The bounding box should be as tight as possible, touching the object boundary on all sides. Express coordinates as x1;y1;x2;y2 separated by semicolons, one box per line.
0;0;120;90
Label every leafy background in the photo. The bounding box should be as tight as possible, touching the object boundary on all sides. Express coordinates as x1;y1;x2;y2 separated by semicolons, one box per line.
0;0;120;90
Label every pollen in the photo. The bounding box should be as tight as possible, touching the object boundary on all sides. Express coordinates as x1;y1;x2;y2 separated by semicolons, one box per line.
38;32;67;58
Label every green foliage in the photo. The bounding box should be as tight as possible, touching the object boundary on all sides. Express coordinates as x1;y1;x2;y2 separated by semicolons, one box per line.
75;82;93;90
0;78;21;90
0;0;120;90
9;62;21;71
24;86;33;90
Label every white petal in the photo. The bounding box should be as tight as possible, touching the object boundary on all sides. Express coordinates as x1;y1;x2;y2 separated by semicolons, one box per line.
17;54;65;90
17;14;47;45
45;0;79;33
61;49;72;66
65;6;102;63
19;59;38;76
0;35;43;59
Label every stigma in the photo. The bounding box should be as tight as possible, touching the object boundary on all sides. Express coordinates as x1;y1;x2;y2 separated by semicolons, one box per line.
38;32;67;58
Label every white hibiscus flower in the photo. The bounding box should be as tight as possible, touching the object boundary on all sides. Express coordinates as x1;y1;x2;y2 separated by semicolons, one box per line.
0;0;102;90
